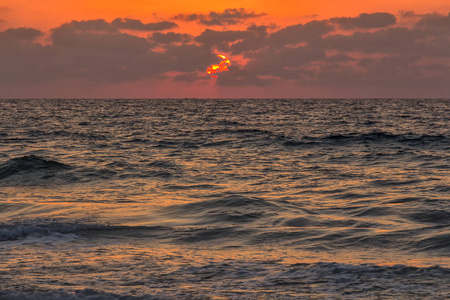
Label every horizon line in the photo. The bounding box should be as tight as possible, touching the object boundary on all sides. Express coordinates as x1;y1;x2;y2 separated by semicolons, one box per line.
1;97;449;100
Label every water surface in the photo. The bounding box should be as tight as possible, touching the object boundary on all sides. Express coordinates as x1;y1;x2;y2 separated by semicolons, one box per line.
0;99;449;299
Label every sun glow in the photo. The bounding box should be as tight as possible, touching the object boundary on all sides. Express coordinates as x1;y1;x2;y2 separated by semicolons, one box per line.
206;55;231;78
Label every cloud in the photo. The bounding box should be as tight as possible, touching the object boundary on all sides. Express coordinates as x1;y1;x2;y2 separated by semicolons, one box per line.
416;13;450;27
175;8;265;26
150;32;192;44
163;44;217;72
398;11;421;18
56;19;118;33
211;21;332;82
194;20;332;56
50;22;151;52
193;25;270;54
0;12;449;97
195;28;254;52
230;25;269;54
325;54;354;63
196;29;251;44
269;20;334;46
313;54;442;91
111;18;178;31
0;22;206;85
0;27;43;42
322;27;421;54
329;12;397;29
0;28;52;85
237;45;327;82
216;67;272;86
251;45;326;71
215;12;450;91
321;16;450;58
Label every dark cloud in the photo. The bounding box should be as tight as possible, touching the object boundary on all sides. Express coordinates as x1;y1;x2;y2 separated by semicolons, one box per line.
195;28;252;52
194;25;270;54
240;45;326;81
199;28;270;54
216;67;272;86
175;8;265;26
1;12;449;97
416;13;450;28
57;19;118;33
314;54;435;90
51;22;151;52
213;21;332;83
269;20;334;46
230;25;269;54
195;20;332;56
0;27;43;42
322;27;419;54
0;28;53;85
0;21;210;86
329;13;397;29
163;44;217;72
398;11;420;18
250;45;326;71
247;24;270;36
216;12;450;91
325;54;354;63
195;29;250;44
321;17;450;58
111;18;178;31
150;32;192;44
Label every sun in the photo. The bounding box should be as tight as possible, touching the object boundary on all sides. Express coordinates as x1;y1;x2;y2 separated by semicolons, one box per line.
206;55;231;78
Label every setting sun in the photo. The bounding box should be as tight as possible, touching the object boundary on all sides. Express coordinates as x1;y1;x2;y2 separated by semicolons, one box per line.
206;54;231;78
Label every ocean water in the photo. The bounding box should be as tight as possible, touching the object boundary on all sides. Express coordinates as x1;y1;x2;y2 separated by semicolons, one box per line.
0;98;449;299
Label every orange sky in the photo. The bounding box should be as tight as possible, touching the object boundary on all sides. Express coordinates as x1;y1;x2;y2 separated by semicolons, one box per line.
1;0;449;30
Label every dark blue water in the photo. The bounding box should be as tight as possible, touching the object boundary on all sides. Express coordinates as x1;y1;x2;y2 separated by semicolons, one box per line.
0;99;449;299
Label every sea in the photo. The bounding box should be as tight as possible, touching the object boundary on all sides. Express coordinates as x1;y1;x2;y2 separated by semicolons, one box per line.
0;98;449;299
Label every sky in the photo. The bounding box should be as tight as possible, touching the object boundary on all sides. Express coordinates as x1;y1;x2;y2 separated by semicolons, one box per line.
0;0;449;98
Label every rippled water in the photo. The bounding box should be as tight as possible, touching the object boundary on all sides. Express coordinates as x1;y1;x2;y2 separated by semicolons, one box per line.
0;99;449;299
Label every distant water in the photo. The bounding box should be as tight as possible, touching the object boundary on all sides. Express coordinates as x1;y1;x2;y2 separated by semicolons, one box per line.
0;99;449;299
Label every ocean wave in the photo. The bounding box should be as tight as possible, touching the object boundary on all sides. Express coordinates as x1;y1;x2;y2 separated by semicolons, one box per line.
161;195;281;225
0;220;171;241
0;155;181;185
261;262;450;298
407;210;450;224
0;155;75;186
283;132;449;147
413;232;450;252
1;195;448;254
0;221;86;241
1;263;448;299
165;195;280;211
26;129;108;141
215;119;246;126
0;155;72;180
0;289;160;300
106;159;182;179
